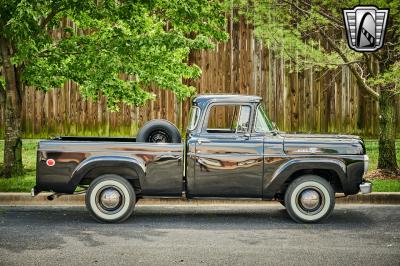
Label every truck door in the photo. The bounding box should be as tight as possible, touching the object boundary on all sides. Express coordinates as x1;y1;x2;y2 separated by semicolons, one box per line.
190;103;263;198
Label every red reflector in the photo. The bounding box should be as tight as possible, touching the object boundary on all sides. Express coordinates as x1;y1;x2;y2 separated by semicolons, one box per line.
46;159;55;167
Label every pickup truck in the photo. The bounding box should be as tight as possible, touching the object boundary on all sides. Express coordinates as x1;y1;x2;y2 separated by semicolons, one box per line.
32;94;371;223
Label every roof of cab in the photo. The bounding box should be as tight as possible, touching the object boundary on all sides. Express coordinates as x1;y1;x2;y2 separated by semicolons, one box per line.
192;94;262;105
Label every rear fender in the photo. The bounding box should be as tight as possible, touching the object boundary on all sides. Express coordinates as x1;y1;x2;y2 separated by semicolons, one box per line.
68;156;146;189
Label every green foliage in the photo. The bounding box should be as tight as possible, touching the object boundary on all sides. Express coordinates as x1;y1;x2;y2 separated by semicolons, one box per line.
234;0;341;71
235;0;400;83
0;76;4;89
0;0;228;109
369;61;400;95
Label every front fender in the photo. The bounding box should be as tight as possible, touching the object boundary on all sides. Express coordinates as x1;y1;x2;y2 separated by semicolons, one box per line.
68;156;146;189
263;158;347;198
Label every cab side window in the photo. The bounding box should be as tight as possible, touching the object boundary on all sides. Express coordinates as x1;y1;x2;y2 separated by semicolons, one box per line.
206;105;251;134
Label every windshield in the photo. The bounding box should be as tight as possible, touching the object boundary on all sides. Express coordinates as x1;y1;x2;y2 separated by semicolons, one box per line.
254;105;276;132
188;106;200;131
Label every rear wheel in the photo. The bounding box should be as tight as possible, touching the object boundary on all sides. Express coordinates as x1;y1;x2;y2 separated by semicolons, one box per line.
85;174;136;223
284;175;335;223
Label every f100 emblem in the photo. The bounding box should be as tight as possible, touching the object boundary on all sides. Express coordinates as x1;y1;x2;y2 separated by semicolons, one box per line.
343;6;389;52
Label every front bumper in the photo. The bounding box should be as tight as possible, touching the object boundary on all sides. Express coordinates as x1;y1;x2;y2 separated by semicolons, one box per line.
359;182;372;194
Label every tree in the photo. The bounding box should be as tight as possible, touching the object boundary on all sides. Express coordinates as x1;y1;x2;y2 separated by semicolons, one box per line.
237;0;399;172
0;0;228;177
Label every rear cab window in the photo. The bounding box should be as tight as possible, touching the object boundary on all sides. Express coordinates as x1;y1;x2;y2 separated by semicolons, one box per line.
188;106;200;131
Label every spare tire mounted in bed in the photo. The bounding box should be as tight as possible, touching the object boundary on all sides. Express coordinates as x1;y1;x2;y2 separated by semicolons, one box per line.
136;119;181;143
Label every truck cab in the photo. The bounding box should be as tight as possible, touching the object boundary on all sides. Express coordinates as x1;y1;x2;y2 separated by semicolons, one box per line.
186;95;277;198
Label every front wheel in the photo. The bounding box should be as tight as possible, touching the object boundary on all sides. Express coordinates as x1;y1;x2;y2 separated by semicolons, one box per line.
85;174;136;223
284;175;335;223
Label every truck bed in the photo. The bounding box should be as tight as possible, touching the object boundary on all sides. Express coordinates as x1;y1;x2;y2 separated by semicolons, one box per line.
53;136;137;142
36;138;184;196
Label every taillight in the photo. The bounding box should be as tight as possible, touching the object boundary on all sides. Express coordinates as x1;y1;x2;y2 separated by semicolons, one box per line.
46;159;55;167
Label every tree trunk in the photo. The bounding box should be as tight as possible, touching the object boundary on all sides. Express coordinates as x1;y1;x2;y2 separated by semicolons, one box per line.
0;37;23;178
377;89;398;172
0;84;5;128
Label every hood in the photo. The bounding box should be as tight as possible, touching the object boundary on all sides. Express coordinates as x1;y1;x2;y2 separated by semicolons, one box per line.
282;133;365;155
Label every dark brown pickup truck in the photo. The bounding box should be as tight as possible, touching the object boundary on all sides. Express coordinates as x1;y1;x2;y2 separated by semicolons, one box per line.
33;94;371;223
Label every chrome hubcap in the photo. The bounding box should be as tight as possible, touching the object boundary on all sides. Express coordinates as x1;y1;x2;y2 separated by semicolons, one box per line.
299;189;321;210
99;188;121;210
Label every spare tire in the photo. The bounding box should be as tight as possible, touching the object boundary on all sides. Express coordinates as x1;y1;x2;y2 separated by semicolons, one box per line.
136;119;181;143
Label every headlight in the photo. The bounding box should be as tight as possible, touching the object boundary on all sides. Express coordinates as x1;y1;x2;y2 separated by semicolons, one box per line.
363;154;369;175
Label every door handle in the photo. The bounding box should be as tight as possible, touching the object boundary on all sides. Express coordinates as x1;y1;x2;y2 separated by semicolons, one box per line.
242;133;250;140
197;139;210;144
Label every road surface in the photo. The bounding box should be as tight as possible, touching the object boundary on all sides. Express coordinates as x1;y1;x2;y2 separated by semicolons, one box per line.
0;204;399;265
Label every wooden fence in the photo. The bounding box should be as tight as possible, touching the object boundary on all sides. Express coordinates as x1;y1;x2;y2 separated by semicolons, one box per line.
1;17;399;138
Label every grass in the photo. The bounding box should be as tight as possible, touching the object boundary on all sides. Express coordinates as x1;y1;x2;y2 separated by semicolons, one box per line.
0;139;38;192
371;179;400;192
364;139;400;170
0;139;399;192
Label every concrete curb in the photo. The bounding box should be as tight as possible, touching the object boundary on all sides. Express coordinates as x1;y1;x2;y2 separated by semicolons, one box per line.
0;192;399;206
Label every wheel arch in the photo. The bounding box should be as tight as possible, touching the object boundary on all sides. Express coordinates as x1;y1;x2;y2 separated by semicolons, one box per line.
69;156;146;194
264;158;347;199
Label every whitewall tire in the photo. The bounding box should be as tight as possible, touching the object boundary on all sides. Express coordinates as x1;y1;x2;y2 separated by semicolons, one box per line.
85;174;136;223
284;175;335;223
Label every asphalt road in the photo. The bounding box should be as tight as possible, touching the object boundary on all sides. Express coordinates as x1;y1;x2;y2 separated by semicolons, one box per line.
0;204;399;266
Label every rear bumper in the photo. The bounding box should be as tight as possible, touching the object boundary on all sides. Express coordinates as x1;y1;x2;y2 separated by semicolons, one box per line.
31;186;41;197
359;182;372;194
